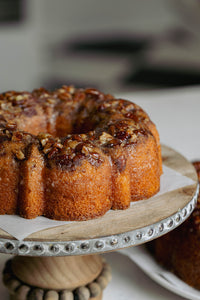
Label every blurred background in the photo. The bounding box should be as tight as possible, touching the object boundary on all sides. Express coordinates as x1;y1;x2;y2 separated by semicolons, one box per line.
0;0;200;93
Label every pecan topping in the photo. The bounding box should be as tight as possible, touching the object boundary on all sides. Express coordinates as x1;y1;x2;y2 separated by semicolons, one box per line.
68;140;79;149
1;103;11;110
43;142;54;154
85;88;102;96
53;141;63;149
15;95;24;101
37;133;52;147
129;133;137;143
14;150;25;160
116;130;130;141
47;147;59;159
99;132;113;145
12;132;23;142
105;138;120;148
46;98;56;104
81;145;91;156
58;93;72;101
5;130;12;139
58;86;75;94
6;122;17;131
0;85;152;173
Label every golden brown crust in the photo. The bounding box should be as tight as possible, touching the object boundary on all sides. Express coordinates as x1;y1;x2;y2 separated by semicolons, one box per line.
0;86;162;220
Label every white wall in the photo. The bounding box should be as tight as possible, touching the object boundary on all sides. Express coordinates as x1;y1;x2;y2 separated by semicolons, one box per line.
39;0;180;43
0;0;186;92
0;0;42;92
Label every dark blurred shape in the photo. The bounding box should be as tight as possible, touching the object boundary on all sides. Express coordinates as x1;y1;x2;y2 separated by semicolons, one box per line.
164;27;194;45
124;67;200;88
45;26;200;91
0;0;24;24
69;36;150;55
52;34;151;58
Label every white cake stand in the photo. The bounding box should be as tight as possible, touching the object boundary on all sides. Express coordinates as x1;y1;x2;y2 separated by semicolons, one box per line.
0;145;198;300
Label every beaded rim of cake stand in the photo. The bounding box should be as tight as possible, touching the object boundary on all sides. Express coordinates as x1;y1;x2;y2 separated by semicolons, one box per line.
0;184;198;257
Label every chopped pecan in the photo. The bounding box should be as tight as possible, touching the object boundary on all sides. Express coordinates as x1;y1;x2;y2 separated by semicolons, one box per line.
6;122;17;131
116;130;130;140
1;103;11;110
15;95;24;101
75;142;84;153
68;140;79;149
80;134;88;141
85;88;101;96
105;138;120;148
12;132;23;142
129;133;137;143
53;142;63;149
46;98;56;104
43;141;54;154
99;132;113;145
14;150;25;160
58;93;72;101
47;147;59;159
81;145;89;155
58;86;75;94
37;133;52;147
5;130;12;139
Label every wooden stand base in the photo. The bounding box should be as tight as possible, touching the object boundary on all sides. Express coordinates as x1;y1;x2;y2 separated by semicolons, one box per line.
3;255;111;300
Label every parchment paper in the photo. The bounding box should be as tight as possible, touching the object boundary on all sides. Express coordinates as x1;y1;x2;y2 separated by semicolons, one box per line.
0;165;195;241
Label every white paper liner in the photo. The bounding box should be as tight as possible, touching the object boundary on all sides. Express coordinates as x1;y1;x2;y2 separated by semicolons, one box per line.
0;165;195;241
120;245;200;300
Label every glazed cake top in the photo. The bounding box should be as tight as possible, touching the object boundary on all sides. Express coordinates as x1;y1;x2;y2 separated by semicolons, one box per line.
0;86;154;170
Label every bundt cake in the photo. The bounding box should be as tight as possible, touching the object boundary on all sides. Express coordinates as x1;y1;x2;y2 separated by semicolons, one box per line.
0;86;162;220
150;162;200;289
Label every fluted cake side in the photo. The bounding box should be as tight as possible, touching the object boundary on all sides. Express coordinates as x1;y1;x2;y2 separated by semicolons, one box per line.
0;86;162;220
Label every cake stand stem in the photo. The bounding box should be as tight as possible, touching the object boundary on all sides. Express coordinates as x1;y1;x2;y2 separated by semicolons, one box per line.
3;254;111;300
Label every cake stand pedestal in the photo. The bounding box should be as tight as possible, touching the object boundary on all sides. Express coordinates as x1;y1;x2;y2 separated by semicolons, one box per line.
3;255;109;300
0;145;198;300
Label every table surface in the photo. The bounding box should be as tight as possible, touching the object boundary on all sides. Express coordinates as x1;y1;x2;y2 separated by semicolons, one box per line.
1;85;200;299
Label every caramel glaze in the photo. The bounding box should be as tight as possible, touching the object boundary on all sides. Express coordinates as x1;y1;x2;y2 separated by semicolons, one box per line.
0;86;162;220
151;162;200;289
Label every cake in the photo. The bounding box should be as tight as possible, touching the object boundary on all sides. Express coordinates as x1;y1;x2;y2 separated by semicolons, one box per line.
0;86;162;220
150;161;200;289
